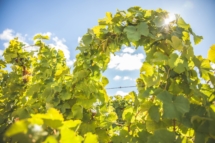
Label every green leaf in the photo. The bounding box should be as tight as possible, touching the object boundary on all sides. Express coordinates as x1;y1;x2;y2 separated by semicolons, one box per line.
148;105;160;122
46;108;64;120
163;102;180;119
182;46;194;59
105;12;112;24
137;130;151;143
33;34;49;40
72;104;83;119
193;34;203;45
174;61;186;74
168;53;187;73
124;26;140;42
142;75;160;87
5;120;28;137
194;132;207;143
156;91;172;103
76;98;97;109
137;22;149;36
82;34;92;46
140;62;154;76
60;91;71;101
122;107;134;122
177;17;190;30
44;136;58;143
153;16;163;27
168;79;181;95
60;128;83;143
174;95;190;114
84;132;98;143
101;76;109;86
80;122;97;135
0;59;6;68
171;36;183;51
42;86;53;101
208;44;215;62
95;128;110;143
12;108;30;119
62;120;81;129
147;129;175;143
168;53;178;69
153;51;168;63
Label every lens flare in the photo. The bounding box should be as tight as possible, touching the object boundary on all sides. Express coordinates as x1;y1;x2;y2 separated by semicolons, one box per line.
164;13;175;25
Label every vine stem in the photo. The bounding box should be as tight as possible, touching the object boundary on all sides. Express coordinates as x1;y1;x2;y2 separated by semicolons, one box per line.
165;68;170;90
134;109;141;120
173;119;176;132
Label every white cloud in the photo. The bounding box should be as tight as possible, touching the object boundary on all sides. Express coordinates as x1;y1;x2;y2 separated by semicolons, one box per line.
78;37;82;44
211;63;215;69
0;29;27;48
115;91;128;96
113;75;121;80
108;53;144;71
122;47;135;54
123;76;133;81
3;43;9;48
42;32;52;37
67;59;76;67
0;29;14;41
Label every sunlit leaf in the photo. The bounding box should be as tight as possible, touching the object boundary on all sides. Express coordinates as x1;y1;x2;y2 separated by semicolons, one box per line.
101;76;109;86
44;136;58;143
177;17;190;30
208;44;215;62
60;128;83;143
5;121;28;137
84;132;98;143
33;34;49;40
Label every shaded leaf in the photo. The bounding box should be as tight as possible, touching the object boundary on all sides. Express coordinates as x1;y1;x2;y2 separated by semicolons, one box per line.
147;129;175;143
174;95;190;114
148;105;160;122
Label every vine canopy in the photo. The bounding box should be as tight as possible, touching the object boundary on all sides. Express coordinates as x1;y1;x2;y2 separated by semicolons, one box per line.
1;6;215;143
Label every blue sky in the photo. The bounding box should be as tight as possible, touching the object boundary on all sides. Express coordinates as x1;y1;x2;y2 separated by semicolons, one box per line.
0;0;215;96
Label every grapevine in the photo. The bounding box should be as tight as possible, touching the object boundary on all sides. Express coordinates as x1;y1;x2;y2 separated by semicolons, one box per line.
0;7;215;143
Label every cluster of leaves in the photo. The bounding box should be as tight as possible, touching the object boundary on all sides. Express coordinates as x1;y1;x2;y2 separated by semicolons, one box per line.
0;6;215;143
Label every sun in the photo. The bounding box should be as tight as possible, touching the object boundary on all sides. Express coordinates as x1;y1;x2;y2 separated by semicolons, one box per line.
164;13;176;25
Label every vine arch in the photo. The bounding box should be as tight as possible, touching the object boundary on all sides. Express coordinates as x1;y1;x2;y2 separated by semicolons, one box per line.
1;6;215;143
73;6;202;104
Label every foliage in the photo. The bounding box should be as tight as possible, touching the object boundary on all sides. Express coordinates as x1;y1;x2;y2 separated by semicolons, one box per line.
0;6;215;143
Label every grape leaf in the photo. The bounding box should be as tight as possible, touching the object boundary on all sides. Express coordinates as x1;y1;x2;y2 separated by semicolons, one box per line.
72;104;83;119
174;95;190;114
208;44;215;62
147;129;175;143
84;132;98;143
177;17;190;30
60;128;83;143
148;105;160;122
